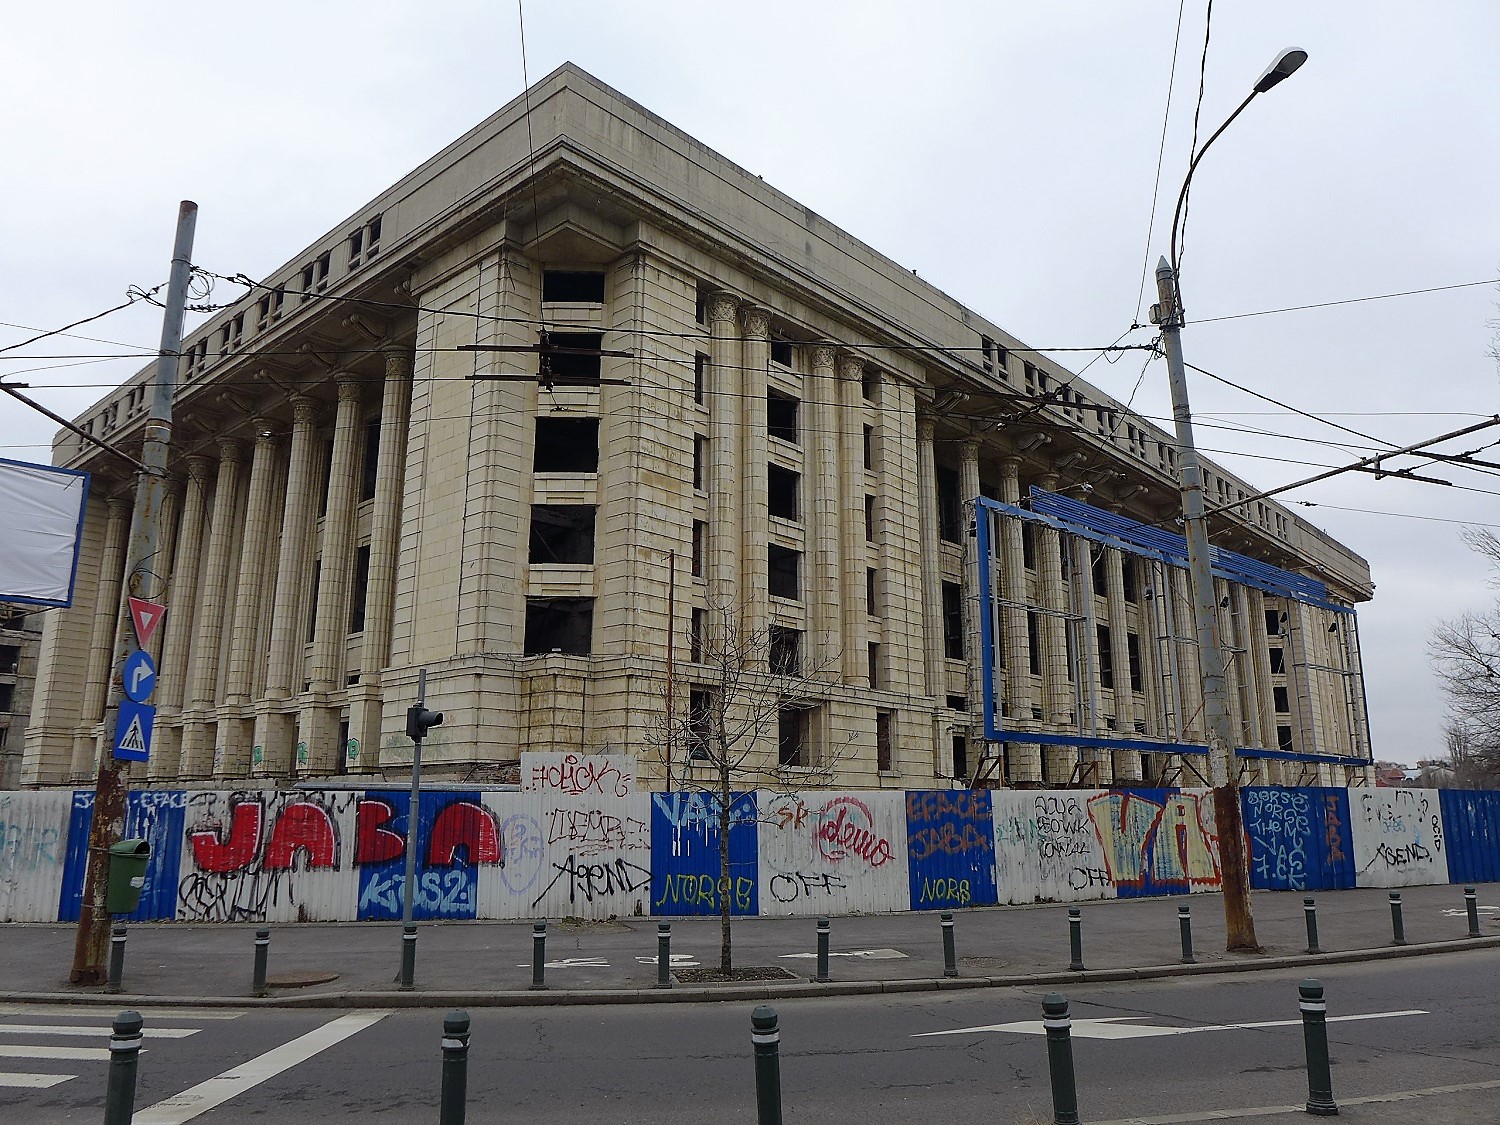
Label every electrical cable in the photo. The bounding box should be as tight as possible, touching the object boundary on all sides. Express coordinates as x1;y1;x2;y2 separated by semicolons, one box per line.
0;286;163;357
1193;277;1500;324
1132;0;1189;326
1175;0;1214;286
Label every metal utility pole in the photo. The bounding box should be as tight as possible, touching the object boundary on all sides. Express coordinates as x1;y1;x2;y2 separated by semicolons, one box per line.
399;669;444;989
1153;255;1257;951
71;201;198;983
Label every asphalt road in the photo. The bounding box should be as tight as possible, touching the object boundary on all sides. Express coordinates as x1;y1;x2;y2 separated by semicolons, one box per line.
4;949;1498;1123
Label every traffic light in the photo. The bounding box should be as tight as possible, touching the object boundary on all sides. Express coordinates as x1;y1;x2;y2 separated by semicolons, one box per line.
406;705;444;742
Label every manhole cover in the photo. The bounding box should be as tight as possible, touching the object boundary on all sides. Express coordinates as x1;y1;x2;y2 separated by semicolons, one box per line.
264;971;340;988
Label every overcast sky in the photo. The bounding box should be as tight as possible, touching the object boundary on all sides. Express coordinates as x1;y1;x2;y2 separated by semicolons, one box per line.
3;2;1497;766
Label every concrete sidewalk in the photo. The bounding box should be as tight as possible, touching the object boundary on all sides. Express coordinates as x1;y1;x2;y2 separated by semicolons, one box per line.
3;883;1496;1008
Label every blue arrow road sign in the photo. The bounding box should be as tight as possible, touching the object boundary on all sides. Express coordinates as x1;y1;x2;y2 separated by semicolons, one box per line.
112;700;155;763
122;649;156;703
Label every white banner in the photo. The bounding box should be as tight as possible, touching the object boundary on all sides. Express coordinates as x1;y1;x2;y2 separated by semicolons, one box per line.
0;457;90;606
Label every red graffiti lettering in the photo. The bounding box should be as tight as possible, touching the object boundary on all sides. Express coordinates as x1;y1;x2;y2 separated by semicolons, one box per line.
427;800;501;867
262;801;339;870
188;800;263;873
817;799;893;867
355;798;405;865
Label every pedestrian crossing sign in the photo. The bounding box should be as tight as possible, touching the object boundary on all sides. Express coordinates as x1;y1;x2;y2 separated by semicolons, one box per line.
112;700;155;762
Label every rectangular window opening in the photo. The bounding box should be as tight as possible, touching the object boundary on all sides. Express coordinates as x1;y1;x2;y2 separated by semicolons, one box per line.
767;390;800;444
348;544;371;634
523;597;595;655
542;270;607;303
768;544;801;601
941;581;965;660
937;467;963;543
691;521;706;578
528;505;597;565
694;352;708;404
778;706;809;766
1097;624;1113;689
876;710;894;772
693;434;708;491
868;642;881;689
544;331;603;379
690;608;707;664
534;416;601;473
770;338;794;368
768;463;800;521
361;415;381;501
688;689;713;759
769;625;802;676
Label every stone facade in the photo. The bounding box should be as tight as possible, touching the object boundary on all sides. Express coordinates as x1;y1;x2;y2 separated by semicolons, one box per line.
0;606;42;789
20;64;1375;793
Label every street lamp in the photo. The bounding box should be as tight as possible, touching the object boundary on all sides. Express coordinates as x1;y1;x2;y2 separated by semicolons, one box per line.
1151;46;1307;953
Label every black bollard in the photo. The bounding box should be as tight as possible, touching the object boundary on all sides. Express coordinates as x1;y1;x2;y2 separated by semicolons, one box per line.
657;923;673;989
103;1010;144;1125
1465;886;1481;938
940;912;958;978
1178;904;1196;964
105;924;127;995
1299;979;1339;1116
1042;993;1081;1125
530;921;547;990
399;922;418;990
252;928;270;998
439;1010;471;1125
815;917;831;984
751;1005;784;1125
1389;891;1406;946
1067;907;1085;972
1304;897;1322;954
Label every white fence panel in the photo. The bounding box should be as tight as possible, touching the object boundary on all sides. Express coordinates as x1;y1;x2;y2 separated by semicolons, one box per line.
757;790;908;916
1351;787;1450;887
992;789;1117;904
0;790;72;922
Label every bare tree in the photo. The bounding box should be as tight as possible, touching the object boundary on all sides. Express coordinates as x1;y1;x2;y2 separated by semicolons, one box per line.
1429;528;1500;788
644;595;849;975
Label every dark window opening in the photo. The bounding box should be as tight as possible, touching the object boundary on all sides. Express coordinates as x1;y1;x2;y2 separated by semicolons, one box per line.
981;335;995;372
770;338;794;368
1021;522;1036;570
688;689;712;758
695;288;709;326
528;505;597;564
523;597;594;655
1265;608;1283;636
937;467;963;543
544;331;603;379
877;710;894;772
693;434;707;490
318;437;334;516
0;684;13;712
1126;632;1143;692
1277;724;1295;753
778;706;809;766
534;417;600;473
691;521;706;578
306;562;321;644
542;270;606;303
863;424;875;470
337;719;351;775
864;494;877;541
768;545;801;600
0;645;19;674
946;695;967;711
366;214;382;253
768;463;800;521
861;370;880;401
1269;647;1286;674
1122;556;1138;602
767;390;800;444
348;228;364;267
868;642;881;689
1274;685;1291;713
1027;612;1041;675
690;608;707;663
941;581;965;660
866;568;878;616
1092;551;1107;597
1097;625;1113;689
694;352;708;404
349;544;371;634
769;625;802;676
951;735;968;782
361;416;381;501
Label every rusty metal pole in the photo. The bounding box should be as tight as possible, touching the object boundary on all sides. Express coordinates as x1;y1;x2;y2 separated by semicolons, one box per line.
71;202;197;984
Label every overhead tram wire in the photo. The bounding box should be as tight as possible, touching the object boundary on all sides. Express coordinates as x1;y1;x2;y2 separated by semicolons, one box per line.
1190;276;1500;325
0;285;165;358
1131;0;1191;327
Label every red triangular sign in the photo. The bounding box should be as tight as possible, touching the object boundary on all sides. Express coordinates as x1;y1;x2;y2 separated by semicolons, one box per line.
128;597;166;648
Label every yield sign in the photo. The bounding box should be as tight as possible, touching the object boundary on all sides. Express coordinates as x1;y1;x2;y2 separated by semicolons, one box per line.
128;597;166;648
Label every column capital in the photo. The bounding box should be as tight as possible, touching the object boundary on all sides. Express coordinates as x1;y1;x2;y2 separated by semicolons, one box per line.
1037;473;1059;492
809;344;837;372
104;495;131;519
250;418;280;448
918;417;936;443
740;305;769;339
999;455;1021;482
334;375;364;402
382;349;413;380
290;395;321;427
707;293;739;326
184;453;212;482
837;353;864;380
959;438;981;464
215;437;242;462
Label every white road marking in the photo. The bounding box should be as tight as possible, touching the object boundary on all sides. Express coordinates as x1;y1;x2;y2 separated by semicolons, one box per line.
515;957;609;969
0;1023;200;1038
0;1071;75;1089
0;1044;113;1060
781;948;908;961
131;1010;390;1125
1441;906;1498;916
635;954;701;968
914;1009;1429;1039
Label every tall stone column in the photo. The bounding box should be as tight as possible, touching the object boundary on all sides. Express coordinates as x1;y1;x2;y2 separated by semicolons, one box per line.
151;455;210;780
69;496;130;779
958;440;982;735
807;346;842;675
1166;566;1198;784
214;422;280;779
916;419;945;698
837;355;869;686
179;439;243;778
996;458;1040;784
738;306;770;640
1035;477;1073;785
706;295;741;618
1104;547;1142;782
253;397;320;776
298;375;363;774
349;350;414;770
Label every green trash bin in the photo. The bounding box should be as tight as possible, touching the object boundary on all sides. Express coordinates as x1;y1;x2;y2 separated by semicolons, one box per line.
105;838;151;915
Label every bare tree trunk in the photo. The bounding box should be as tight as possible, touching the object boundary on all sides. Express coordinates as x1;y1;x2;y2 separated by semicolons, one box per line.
719;758;732;975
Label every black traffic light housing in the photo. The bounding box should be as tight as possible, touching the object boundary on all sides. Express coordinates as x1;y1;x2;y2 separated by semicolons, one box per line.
406;705;444;742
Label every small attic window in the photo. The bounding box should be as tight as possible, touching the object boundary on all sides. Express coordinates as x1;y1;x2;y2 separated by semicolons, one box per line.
542;270;607;303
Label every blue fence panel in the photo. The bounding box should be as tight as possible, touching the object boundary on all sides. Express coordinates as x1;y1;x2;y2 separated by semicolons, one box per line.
649;791;759;916
57;789;186;922
356;790;485;921
1439;789;1500;884
1242;786;1355;891
905;790;997;909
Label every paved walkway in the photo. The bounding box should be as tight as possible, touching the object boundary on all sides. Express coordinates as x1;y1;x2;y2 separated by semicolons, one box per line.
2;883;1495;1008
